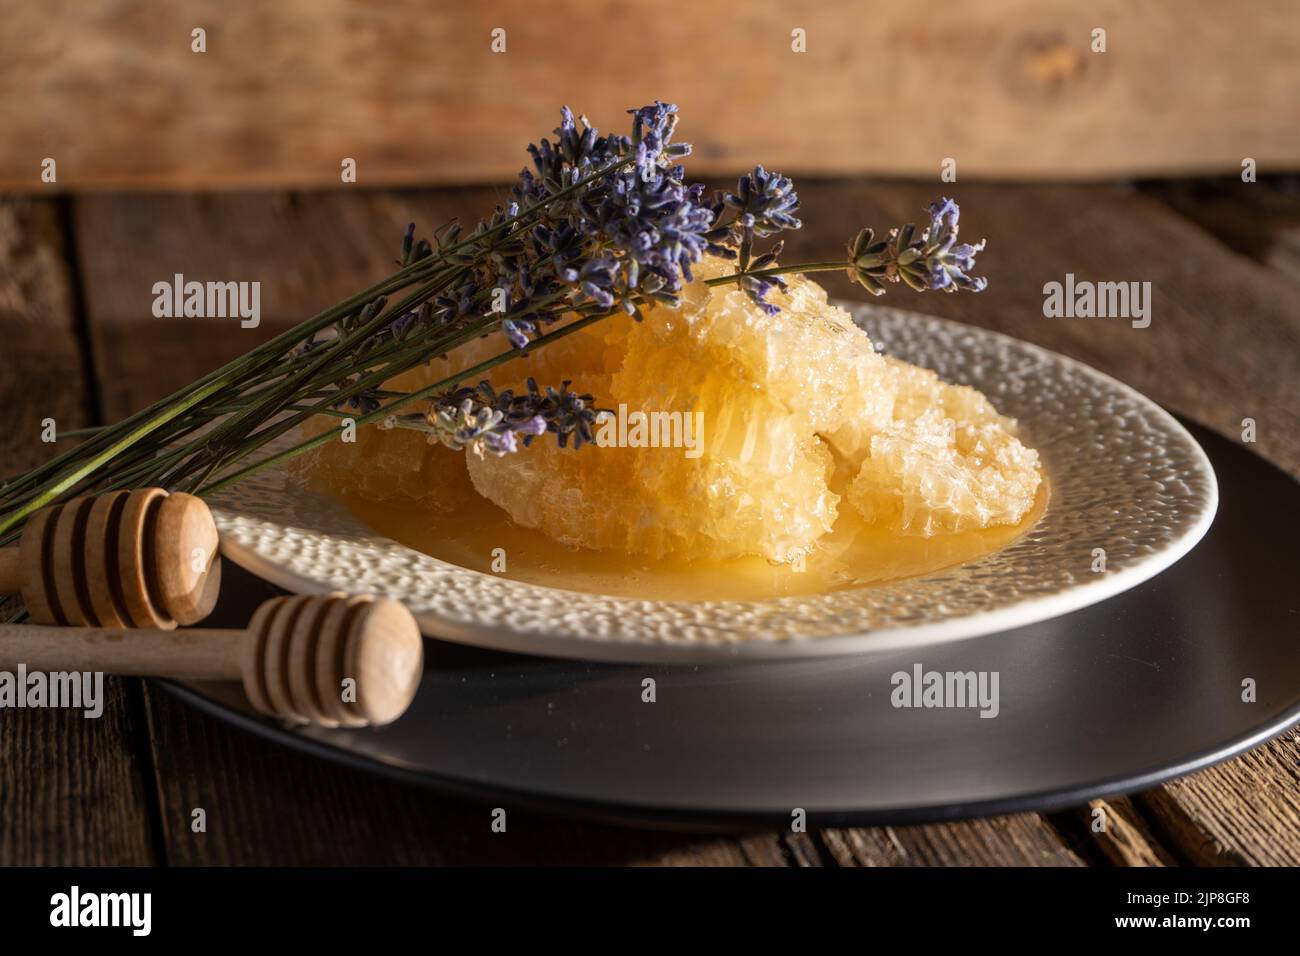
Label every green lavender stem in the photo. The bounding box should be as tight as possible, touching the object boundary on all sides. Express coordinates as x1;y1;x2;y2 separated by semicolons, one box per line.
0;377;231;536
0;268;411;503
704;261;847;286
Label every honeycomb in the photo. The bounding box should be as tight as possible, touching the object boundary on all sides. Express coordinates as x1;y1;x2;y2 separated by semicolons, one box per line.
302;256;1042;562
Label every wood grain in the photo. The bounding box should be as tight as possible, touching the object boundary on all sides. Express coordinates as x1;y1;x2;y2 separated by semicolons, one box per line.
0;200;95;468
73;188;504;410
0;200;157;865
820;818;1085;866
1140;178;1300;285
3;1;1299;191
1138;731;1300;866
1053;798;1179;867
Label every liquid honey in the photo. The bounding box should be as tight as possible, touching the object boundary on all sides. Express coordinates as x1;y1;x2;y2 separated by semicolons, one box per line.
340;478;1047;603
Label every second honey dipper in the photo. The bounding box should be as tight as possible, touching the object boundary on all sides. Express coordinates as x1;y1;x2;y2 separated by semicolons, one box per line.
0;593;423;727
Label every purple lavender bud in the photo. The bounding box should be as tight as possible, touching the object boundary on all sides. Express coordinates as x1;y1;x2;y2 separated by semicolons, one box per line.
928;197;960;235
483;430;518;456
501;318;531;349
519;415;547;436
581;281;615;308
401;222;415;263
929;262;953;291
950;243;980;271
390;310;416;339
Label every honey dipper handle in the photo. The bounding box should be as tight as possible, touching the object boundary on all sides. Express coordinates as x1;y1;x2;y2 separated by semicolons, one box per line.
0;547;20;596
0;623;245;680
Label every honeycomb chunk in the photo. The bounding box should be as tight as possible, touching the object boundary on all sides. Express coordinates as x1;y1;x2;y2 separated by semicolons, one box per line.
304;256;1042;561
844;357;1041;535
462;258;858;562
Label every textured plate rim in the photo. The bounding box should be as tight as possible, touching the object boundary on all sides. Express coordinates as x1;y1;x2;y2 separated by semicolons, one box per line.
214;306;1218;663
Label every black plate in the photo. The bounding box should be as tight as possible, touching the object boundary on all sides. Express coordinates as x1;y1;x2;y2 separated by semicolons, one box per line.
164;419;1300;830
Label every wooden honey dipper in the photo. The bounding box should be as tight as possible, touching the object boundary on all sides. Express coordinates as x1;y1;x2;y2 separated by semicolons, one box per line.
0;593;424;727
0;488;221;629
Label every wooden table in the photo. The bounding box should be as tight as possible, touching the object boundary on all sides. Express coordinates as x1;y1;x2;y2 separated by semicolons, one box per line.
2;177;1297;866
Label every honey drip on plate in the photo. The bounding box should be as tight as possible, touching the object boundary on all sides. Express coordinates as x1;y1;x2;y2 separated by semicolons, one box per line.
338;475;1047;603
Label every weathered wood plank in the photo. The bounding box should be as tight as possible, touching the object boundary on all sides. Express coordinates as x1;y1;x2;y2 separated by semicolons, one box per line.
1137;730;1300;867
1140;178;1300;286
74;190;428;410
1053;798;1179;867
0;200;95;468
819;817;1085;866
0;199;157;865
5;1;1300;191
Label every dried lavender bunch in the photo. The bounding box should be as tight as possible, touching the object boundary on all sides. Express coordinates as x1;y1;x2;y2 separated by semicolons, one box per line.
0;101;989;559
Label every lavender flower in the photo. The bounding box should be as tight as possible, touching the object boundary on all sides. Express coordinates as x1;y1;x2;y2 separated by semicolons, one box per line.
460;378;606;449
704;166;803;313
387;378;606;457
500;318;533;350
847;198;987;296
922;198;987;292
516;106;629;207
629;101;691;175
485;102;717;346
583;163;713;296
398;222;432;266
719;166;802;239
429;398;540;457
344;388;384;416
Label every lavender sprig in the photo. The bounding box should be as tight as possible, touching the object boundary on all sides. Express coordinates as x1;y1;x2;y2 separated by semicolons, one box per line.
847;198;988;295
702;166;803;314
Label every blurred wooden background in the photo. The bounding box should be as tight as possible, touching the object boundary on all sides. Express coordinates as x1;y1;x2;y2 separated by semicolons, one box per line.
3;0;1298;191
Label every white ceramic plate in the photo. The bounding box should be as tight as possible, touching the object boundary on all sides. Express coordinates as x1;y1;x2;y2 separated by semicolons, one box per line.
211;303;1217;663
